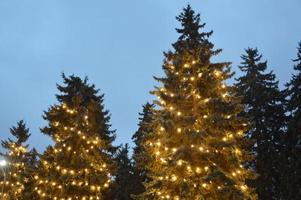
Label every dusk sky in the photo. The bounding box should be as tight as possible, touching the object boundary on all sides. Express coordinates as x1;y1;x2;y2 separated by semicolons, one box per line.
0;0;300;153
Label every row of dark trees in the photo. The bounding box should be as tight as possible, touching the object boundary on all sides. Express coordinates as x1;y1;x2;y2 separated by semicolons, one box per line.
0;5;300;200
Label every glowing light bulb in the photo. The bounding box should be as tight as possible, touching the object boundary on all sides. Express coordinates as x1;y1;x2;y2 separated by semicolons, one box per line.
237;131;243;136
214;70;221;77
241;185;247;191
184;63;189;68
177;160;183;166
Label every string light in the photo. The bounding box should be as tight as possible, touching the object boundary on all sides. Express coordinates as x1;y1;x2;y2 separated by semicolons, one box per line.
214;70;221;77
184;63;190;68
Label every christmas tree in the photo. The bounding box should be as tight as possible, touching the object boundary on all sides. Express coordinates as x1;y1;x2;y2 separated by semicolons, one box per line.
33;74;116;199
282;42;301;199
132;102;155;196
235;48;286;199
0;120;36;200
138;5;257;199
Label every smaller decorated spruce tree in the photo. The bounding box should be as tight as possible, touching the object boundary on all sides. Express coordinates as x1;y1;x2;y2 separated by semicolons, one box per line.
282;42;301;200
0;120;36;200
34;74;116;199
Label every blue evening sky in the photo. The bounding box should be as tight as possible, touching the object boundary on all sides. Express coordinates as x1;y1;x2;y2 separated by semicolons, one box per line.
0;0;300;153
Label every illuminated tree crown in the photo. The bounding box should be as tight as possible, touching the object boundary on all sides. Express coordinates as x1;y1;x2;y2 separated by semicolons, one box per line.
33;74;116;200
138;5;257;200
0;120;36;200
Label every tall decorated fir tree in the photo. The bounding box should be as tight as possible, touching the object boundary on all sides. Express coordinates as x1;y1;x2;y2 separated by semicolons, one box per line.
235;48;286;199
282;42;301;200
138;5;257;200
132;102;155;196
0;120;36;200
33;74;116;199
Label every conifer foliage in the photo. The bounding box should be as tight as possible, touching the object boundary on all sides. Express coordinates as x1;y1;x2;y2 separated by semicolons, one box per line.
33;74;116;199
282;42;301;199
235;48;286;199
106;144;137;200
0;120;36;200
132;102;155;196
138;5;257;200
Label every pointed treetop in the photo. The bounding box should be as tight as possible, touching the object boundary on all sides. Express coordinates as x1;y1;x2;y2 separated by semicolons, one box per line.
9;120;31;145
56;73;101;106
239;47;270;73
116;143;130;162
293;41;301;71
175;4;212;43
285;41;301;115
132;102;155;144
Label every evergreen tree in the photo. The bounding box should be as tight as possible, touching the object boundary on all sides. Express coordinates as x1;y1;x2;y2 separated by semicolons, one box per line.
0;120;36;199
132;102;155;196
282;42;301;199
106;144;136;200
138;5;257;200
25;147;39;199
33;74;116;199
235;48;286;199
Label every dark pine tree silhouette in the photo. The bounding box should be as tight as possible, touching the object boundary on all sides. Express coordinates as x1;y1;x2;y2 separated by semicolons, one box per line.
137;5;257;200
0;120;37;200
105;144;138;200
235;48;286;200
33;74;116;199
131;102;155;196
282;42;301;200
